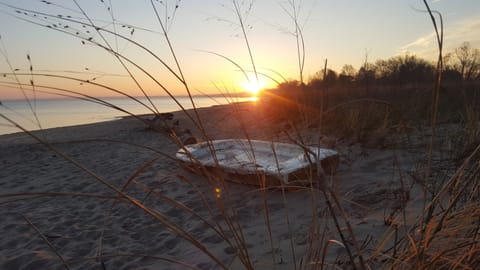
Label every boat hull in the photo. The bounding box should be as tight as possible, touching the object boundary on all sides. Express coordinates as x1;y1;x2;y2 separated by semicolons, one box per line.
176;139;338;187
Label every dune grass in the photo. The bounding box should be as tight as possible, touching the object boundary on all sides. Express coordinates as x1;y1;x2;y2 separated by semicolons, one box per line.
0;0;480;269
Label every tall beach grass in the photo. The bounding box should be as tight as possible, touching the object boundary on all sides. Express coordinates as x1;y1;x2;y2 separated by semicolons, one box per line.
0;0;479;269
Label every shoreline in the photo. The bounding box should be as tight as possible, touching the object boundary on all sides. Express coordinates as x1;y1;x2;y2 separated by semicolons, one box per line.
0;96;257;137
0;100;267;143
0;92;254;103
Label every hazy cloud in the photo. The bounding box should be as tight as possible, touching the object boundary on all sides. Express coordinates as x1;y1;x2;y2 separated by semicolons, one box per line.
398;16;480;60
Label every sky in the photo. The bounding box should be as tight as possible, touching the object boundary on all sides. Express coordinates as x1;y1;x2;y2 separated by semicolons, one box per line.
0;0;479;100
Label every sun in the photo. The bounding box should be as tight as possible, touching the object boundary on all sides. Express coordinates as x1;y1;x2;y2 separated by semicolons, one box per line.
242;76;265;95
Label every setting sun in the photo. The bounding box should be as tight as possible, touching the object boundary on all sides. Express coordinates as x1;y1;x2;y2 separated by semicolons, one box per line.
242;75;265;95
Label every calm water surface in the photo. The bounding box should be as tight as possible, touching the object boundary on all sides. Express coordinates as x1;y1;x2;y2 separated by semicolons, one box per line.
0;96;254;135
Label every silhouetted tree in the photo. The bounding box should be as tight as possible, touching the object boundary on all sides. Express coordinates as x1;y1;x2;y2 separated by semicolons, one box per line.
373;55;434;85
397;55;434;83
442;66;463;82
309;69;337;89
276;80;299;90
356;63;376;82
454;42;480;80
338;64;356;83
323;69;338;85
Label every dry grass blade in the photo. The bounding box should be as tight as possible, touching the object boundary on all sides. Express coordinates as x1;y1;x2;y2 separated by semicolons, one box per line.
0;35;42;129
415;1;445;266
72;0;160;115
321;190;357;269
120;157;160;192
22;214;71;270
96;156;160;265
232;0;260;87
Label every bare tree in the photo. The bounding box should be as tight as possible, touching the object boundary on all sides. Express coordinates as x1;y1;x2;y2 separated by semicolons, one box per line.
339;64;356;82
455;41;480;80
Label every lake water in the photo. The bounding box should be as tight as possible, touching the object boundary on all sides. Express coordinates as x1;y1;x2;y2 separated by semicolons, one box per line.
0;95;255;135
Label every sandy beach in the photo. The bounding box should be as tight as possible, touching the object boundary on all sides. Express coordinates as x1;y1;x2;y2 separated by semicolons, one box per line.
1;0;479;268
0;101;433;269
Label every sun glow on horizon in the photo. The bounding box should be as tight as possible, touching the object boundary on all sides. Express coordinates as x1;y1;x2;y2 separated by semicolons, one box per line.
241;75;265;95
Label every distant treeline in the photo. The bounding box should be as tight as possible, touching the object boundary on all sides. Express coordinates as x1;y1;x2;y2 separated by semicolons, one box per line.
261;42;480;130
277;41;479;91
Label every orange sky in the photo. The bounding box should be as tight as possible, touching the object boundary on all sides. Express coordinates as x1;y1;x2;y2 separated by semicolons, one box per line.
1;0;479;100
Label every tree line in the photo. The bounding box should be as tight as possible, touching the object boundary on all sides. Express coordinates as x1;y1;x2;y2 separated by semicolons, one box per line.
305;41;480;89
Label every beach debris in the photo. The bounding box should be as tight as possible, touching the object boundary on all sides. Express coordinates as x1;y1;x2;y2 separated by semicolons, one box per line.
176;139;338;187
145;112;176;132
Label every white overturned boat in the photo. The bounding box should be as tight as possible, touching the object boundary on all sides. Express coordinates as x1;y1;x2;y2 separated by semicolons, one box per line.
176;139;338;186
